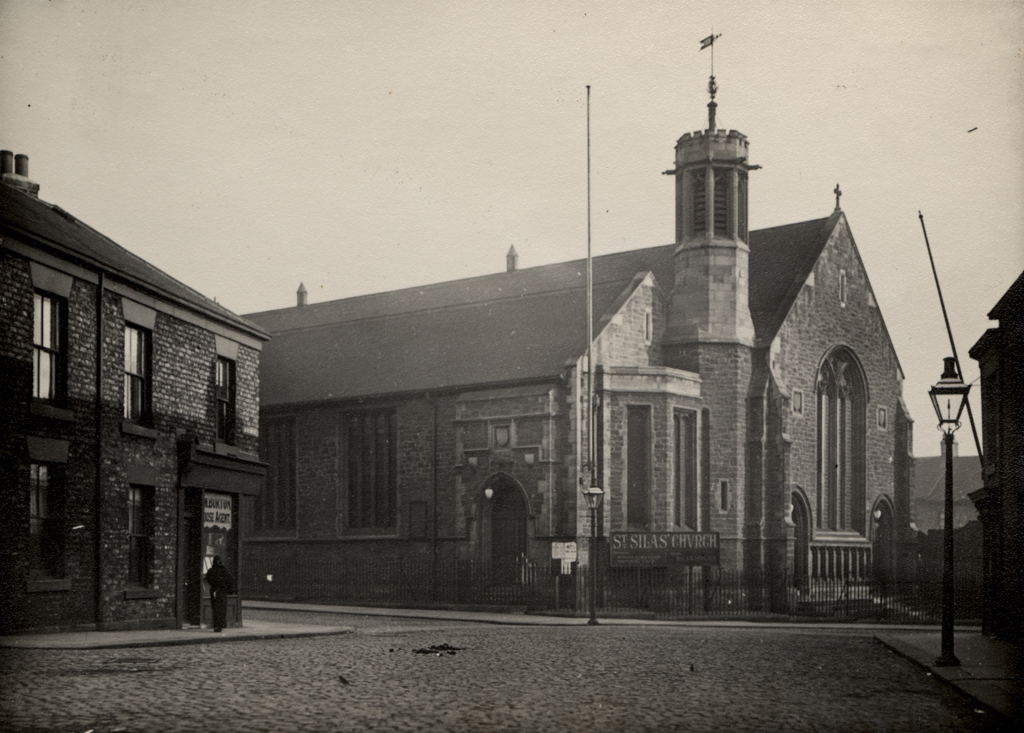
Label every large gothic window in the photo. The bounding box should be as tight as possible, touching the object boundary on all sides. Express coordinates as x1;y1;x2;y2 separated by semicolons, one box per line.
815;349;867;534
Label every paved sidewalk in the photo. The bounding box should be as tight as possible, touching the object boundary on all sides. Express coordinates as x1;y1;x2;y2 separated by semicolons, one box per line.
875;630;1022;726
243;599;953;631
0;619;353;650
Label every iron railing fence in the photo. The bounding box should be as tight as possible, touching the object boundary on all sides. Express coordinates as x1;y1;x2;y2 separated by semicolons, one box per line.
243;554;578;611
586;564;983;622
242;553;982;623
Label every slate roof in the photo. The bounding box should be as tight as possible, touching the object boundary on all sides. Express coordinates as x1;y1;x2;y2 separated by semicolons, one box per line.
748;211;841;339
912;453;984;530
0;183;268;341
248;214;843;407
914;454;984;505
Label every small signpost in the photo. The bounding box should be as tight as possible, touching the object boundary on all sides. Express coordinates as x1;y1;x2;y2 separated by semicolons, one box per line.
551;541;577;575
551;541;579;611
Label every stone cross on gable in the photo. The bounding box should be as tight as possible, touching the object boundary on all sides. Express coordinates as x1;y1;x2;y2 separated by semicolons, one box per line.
834;184;842;210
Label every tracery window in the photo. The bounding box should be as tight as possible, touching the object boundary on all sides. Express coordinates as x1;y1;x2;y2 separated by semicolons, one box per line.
816;348;867;533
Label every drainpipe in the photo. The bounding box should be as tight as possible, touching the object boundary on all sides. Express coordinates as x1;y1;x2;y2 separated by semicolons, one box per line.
93;271;105;625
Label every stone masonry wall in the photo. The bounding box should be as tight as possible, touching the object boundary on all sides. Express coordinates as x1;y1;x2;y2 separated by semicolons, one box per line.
774;217;908;541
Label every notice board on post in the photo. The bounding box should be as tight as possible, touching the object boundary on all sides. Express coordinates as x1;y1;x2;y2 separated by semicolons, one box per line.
609;532;720;567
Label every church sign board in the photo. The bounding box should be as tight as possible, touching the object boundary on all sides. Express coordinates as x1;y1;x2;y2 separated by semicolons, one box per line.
610;532;720;567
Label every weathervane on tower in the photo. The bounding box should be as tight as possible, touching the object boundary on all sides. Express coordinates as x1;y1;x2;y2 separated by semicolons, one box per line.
700;32;722;130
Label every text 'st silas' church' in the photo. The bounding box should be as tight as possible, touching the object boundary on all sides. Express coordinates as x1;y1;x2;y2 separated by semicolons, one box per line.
243;75;915;609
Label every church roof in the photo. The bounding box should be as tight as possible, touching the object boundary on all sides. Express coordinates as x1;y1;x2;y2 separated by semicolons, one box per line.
748;211;841;340
0;183;268;341
249;245;676;406
248;214;842;407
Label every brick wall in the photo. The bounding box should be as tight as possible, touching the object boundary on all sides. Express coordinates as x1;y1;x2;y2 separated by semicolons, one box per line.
1;242;262;632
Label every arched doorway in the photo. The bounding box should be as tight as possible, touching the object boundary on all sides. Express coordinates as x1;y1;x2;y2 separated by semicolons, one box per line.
792;491;810;590
481;475;528;585
873;499;895;590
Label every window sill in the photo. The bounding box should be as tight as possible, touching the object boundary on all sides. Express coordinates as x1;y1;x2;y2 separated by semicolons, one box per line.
26;578;72;593
122;420;159;440
30;401;75;422
123;588;161;600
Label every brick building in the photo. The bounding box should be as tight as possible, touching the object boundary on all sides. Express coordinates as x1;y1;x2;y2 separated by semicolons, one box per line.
969;268;1024;642
244;100;914;607
0;151;269;633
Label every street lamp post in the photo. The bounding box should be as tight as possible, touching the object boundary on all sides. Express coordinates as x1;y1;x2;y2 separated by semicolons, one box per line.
582;482;605;626
929;356;971;667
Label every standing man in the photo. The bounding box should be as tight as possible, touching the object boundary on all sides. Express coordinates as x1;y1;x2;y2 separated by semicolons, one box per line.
204;555;234;632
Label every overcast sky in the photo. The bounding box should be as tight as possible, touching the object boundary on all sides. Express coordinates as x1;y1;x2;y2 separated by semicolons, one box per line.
2;0;1021;460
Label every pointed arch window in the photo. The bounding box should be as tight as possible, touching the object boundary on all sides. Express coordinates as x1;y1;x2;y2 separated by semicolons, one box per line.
691;168;707;235
816;349;867;533
713;168;730;236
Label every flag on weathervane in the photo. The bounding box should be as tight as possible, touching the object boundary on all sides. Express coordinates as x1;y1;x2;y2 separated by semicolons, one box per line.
700;33;721;50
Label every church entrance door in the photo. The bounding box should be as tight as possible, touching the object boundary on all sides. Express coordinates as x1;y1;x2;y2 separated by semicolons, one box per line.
490;483;527;585
792;492;810;590
873;502;894;590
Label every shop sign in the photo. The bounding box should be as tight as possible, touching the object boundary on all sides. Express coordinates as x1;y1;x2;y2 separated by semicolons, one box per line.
610;531;720;566
203;492;232;530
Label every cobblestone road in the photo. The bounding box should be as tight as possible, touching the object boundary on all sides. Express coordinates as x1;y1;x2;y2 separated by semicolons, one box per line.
0;623;1009;733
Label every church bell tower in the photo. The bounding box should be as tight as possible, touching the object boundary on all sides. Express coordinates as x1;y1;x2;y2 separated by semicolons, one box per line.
663;75;757;351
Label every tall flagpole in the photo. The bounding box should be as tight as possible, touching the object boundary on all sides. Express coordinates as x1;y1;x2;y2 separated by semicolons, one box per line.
586;85;594;480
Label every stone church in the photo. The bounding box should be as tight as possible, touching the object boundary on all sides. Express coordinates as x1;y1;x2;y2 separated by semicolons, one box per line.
243;92;914;602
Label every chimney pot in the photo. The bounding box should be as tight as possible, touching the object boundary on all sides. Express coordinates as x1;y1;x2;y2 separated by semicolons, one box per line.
14;154;28;177
506;245;519;273
297;282;308;308
0;151;13;175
